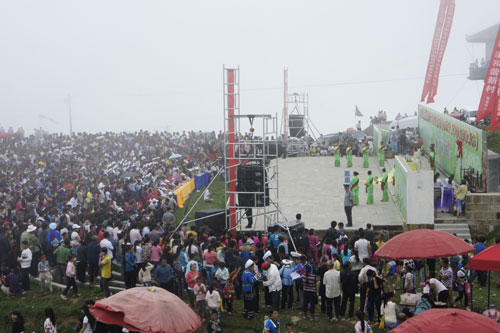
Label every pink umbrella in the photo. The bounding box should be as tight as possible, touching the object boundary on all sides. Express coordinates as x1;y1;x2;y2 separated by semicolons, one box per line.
90;287;202;333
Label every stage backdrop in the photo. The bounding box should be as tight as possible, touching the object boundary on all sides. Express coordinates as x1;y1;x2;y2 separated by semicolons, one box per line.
418;104;487;183
394;155;434;225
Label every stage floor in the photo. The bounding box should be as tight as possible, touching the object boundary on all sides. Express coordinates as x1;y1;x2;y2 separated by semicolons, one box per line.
274;155;403;231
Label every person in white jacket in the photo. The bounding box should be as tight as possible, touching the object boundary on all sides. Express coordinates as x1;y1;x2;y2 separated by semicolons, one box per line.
262;251;282;311
138;262;154;286
18;240;32;292
323;261;341;321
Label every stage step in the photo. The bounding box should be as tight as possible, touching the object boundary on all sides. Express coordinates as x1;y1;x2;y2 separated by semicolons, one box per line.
434;223;471;241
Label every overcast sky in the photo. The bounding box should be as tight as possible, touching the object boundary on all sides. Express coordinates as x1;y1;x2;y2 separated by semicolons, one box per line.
1;0;499;136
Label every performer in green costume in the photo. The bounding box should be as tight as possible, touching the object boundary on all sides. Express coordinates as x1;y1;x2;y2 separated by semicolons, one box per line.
378;142;385;167
346;145;352;167
366;170;374;204
334;145;341;167
429;144;436;173
381;167;389;202
350;171;359;205
362;143;369;168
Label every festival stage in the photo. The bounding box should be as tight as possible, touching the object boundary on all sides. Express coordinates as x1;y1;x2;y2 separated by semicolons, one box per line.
275;156;404;231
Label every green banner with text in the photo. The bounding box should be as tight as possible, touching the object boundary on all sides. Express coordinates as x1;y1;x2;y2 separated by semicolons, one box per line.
418;104;485;178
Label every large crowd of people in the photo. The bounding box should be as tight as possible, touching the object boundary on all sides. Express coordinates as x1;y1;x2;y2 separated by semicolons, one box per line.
0;130;493;333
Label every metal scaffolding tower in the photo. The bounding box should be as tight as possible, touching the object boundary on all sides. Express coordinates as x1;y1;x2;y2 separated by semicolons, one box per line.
223;66;280;233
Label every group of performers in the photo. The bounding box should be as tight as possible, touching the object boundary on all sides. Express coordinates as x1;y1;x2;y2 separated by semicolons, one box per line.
334;142;386;168
347;169;390;205
333;141;389;204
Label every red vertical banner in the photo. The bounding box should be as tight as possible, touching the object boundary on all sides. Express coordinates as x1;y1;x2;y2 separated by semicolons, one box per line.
226;69;237;234
421;0;449;102
479;26;500;129
427;0;455;103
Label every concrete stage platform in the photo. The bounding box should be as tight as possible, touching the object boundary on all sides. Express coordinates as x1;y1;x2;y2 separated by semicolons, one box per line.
275;156;403;231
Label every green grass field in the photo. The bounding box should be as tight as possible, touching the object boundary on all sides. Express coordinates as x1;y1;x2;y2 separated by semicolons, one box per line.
174;179;226;225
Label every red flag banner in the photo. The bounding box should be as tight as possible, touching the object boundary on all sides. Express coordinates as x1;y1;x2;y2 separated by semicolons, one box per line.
421;0;449;103
427;0;455;103
477;26;500;127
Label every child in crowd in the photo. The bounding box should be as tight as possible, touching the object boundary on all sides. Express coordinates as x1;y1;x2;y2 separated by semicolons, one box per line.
38;254;53;293
206;284;222;321
61;255;79;300
285;323;294;333
264;310;280;333
193;277;207;322
223;280;235;315
354;310;370;333
207;310;222;333
404;264;415;293
138;262;154;287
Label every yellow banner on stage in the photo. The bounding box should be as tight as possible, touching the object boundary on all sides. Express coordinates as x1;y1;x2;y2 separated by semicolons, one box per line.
173;179;195;208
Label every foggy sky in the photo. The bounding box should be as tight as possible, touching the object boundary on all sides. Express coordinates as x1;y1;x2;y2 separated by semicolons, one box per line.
1;1;499;136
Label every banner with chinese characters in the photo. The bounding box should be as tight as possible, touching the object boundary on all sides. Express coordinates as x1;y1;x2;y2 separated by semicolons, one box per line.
421;0;455;104
418;104;485;178
477;25;500;129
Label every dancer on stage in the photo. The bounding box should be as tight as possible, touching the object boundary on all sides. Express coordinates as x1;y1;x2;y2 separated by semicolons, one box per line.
365;170;374;205
429;144;436;173
334;145;341;167
362;143;369;168
378;142;385;167
381;168;389;202
346;145;353;167
350;171;359;205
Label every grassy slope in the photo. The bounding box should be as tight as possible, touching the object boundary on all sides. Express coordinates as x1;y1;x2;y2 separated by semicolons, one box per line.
174;179;226;225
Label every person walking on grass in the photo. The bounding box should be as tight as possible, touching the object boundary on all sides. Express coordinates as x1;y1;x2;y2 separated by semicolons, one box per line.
206;284;222;320
193;277;207;322
99;247;112;297
323;260;341;322
302;263;317;320
11;311;25;333
18;240;32;293
38;254;53;294
43;307;57;333
80;304;96;333
61;254;80;300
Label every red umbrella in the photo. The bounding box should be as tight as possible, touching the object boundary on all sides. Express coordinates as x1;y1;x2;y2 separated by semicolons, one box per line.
470;243;500;309
391;308;500;333
90;287;202;333
375;229;474;260
470;243;500;271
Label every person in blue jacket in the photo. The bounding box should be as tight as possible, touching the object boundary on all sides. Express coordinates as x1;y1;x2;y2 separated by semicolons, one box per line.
125;245;137;289
242;259;259;319
279;259;294;309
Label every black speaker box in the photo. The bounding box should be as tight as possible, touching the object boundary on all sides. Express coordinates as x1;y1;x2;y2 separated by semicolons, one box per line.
237;164;270;207
289;115;305;138
194;209;227;234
